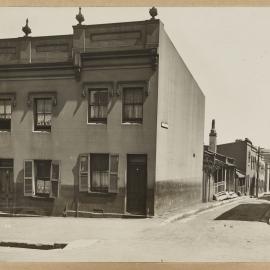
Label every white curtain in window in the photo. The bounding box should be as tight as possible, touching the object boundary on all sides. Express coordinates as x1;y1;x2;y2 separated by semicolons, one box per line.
99;106;107;118
92;171;109;188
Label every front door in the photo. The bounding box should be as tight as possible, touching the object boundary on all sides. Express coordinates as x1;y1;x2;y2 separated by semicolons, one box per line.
126;155;147;215
0;159;13;212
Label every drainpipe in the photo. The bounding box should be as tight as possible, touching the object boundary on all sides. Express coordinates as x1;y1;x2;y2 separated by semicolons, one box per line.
256;147;260;198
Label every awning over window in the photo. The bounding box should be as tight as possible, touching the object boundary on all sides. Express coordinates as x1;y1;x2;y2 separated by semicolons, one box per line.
236;171;245;178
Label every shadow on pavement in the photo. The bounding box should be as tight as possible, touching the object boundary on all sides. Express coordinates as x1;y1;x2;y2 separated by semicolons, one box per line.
215;203;270;223
258;194;270;202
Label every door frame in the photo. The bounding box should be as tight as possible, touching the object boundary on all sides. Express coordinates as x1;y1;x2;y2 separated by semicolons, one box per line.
125;154;147;215
0;159;14;213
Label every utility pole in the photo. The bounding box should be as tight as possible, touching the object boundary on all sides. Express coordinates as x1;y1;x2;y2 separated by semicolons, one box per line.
256;146;260;198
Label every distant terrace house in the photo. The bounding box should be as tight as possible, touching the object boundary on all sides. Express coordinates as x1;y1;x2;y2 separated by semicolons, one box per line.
0;9;205;217
203;120;237;202
217;138;266;196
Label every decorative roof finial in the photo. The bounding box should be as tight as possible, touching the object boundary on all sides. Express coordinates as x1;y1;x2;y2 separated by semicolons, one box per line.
149;6;158;20
76;7;85;25
22;18;31;37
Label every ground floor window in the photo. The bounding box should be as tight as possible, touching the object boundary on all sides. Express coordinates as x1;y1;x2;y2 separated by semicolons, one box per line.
79;153;119;193
24;160;60;198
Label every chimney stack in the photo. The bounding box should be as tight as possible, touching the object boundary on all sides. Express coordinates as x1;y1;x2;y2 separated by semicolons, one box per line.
209;119;217;153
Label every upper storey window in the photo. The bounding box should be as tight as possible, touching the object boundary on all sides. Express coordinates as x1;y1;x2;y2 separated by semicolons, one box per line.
122;87;143;124
34;98;52;132
88;88;108;124
0;99;11;131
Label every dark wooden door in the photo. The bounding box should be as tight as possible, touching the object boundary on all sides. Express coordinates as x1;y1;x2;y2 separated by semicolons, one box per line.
126;155;147;215
0;167;13;212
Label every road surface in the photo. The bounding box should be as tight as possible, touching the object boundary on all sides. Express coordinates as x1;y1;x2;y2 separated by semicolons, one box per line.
0;197;270;262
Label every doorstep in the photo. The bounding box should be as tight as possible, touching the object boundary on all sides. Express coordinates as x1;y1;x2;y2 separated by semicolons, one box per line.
160;195;249;225
66;210;149;219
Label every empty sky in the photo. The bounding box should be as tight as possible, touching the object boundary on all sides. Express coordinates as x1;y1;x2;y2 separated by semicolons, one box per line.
0;7;269;148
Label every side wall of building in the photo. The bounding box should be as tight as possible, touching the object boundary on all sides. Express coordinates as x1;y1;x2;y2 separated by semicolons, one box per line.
217;142;247;173
154;23;205;215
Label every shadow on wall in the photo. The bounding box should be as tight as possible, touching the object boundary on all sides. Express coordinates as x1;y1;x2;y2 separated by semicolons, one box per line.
215;203;270;223
19;89;84;123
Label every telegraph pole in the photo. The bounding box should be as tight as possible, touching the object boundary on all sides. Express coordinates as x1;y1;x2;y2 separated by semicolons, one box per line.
256;146;260;198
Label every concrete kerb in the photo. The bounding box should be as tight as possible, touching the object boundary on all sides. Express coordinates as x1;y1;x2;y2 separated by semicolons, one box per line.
161;196;249;225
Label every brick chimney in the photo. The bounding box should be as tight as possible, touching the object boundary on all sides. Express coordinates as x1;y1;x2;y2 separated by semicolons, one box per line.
209;119;217;153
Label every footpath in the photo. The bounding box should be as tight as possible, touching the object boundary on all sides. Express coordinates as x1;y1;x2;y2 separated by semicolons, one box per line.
159;195;249;225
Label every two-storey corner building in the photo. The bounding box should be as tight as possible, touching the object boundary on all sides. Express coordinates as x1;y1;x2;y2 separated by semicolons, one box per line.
0;11;205;217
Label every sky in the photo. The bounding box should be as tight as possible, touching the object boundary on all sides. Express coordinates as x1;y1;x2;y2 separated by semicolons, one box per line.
0;7;269;148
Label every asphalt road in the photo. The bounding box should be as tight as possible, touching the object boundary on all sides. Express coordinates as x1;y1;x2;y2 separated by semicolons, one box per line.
0;197;270;262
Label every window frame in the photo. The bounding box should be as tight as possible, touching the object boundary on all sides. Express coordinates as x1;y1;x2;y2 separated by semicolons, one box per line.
90;153;110;193
122;87;144;124
33;98;53;132
88;88;109;124
82;82;113;125
27;91;57;133
0;98;12;132
23;159;60;198
116;81;148;125
78;153;119;194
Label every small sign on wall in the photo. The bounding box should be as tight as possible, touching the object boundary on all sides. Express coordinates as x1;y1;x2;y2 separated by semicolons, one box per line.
161;122;168;129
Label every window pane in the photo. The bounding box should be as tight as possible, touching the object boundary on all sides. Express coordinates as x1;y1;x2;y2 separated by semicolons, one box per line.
36;99;44;113
44;181;51;194
99;106;107;118
44;114;52;126
134;105;143;118
37;114;45;126
92;171;101;188
44;99;52;113
124;105;133;119
90;91;98;105
124;89;134;103
0;119;11;130
0;101;4;114
5;102;11;115
89;90;108;121
100;172;109;187
37;179;45;193
91;154;109;191
133;88;143;103
90;106;99;118
36;160;51;179
98;91;108;105
91;154;109;171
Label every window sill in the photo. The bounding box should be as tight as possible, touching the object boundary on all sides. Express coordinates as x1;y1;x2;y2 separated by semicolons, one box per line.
32;130;51;134
122;122;143;126
87;122;107;126
28;195;55;200
80;191;117;195
0;130;11;133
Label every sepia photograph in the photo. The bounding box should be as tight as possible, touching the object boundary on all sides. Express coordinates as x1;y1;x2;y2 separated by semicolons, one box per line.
0;5;269;265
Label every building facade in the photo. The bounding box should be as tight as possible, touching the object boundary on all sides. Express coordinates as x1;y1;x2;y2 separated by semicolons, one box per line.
203;120;236;202
0;12;205;216
217;138;266;196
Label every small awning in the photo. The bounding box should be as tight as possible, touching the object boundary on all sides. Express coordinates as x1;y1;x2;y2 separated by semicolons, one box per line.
236;171;245;178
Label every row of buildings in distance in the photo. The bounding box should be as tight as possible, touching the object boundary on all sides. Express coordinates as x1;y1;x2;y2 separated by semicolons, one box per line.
203;120;270;202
